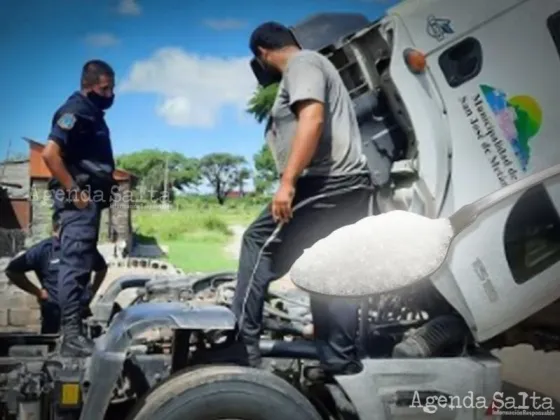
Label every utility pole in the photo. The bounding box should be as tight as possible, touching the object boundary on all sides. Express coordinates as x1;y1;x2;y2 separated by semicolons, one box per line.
163;154;169;210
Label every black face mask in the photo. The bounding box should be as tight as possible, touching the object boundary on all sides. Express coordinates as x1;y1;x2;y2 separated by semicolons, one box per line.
264;66;282;85
87;91;114;110
250;57;282;87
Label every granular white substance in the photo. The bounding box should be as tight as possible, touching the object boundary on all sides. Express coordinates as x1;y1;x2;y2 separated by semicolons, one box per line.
289;210;454;297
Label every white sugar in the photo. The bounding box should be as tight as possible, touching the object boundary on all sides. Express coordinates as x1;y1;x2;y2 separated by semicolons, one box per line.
289;210;454;297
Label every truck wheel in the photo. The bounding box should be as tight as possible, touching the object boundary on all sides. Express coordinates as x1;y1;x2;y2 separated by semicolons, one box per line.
127;365;323;420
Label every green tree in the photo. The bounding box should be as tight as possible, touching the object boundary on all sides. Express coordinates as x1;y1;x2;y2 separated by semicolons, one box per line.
235;167;252;195
247;83;280;195
246;83;279;123
253;143;277;194
199;153;249;204
116;149;200;202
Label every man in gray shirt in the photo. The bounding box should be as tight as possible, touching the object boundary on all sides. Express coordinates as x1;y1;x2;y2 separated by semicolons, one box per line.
232;21;374;375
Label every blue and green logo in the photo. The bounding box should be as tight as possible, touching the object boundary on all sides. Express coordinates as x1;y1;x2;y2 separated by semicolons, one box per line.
479;84;542;171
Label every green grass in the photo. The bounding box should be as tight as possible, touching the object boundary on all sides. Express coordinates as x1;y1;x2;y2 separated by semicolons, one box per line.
165;231;238;272
132;197;263;272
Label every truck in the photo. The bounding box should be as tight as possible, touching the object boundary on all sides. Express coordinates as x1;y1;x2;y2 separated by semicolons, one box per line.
2;0;560;418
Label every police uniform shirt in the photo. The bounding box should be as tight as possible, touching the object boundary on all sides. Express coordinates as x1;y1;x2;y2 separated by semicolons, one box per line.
49;92;115;185
6;237;107;304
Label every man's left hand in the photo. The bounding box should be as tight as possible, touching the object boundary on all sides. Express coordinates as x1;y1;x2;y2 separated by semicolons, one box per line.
272;182;295;223
36;289;49;303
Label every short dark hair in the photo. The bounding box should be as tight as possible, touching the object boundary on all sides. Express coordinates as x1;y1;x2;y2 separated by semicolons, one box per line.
81;59;115;88
249;21;298;56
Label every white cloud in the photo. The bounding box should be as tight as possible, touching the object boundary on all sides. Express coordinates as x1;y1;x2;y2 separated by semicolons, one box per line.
120;48;257;128
84;33;120;47
203;18;247;30
117;0;141;16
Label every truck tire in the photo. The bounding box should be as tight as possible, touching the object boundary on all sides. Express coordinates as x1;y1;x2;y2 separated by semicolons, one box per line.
127;365;323;420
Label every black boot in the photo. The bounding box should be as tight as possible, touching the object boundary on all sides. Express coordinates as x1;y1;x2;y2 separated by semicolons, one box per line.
60;314;95;357
245;343;263;368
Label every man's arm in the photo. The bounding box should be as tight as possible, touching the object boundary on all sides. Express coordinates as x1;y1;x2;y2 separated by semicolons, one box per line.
4;248;44;299
91;251;108;295
42;112;78;191
281;58;326;185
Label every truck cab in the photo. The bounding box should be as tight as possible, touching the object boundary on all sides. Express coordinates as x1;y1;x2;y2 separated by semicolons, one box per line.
381;0;560;346
280;0;560;348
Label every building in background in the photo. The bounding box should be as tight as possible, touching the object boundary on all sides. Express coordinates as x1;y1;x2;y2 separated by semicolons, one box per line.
0;163;28;230
0;181;26;257
0;138;138;254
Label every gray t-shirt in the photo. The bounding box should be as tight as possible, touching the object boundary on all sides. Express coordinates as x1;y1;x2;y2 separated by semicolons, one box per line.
267;49;368;177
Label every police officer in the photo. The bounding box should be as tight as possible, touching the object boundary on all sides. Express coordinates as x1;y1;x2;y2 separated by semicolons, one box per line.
233;22;375;375
4;214;108;334
41;60;116;356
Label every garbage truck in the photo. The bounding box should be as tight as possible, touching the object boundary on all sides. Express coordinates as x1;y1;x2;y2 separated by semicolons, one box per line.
2;0;560;418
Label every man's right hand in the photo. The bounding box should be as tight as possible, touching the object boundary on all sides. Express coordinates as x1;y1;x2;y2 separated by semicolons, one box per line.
72;190;90;209
272;181;295;223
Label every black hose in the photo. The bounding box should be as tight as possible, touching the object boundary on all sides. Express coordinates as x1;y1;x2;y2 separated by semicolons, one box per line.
259;339;318;359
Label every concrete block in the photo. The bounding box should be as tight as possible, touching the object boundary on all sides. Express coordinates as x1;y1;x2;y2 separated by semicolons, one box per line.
8;309;40;327
0;325;40;333
0;282;10;294
2;293;38;309
0;309;8;327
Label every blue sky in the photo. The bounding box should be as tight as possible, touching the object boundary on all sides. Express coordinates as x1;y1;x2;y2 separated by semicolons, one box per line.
0;0;395;166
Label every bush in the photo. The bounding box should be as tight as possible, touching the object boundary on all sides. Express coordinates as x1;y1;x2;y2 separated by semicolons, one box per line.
173;194;269;211
133;196;264;243
134;209;232;242
202;214;230;235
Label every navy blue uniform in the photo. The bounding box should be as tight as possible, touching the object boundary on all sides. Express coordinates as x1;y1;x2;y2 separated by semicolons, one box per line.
48;92;115;336
5;237;107;333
